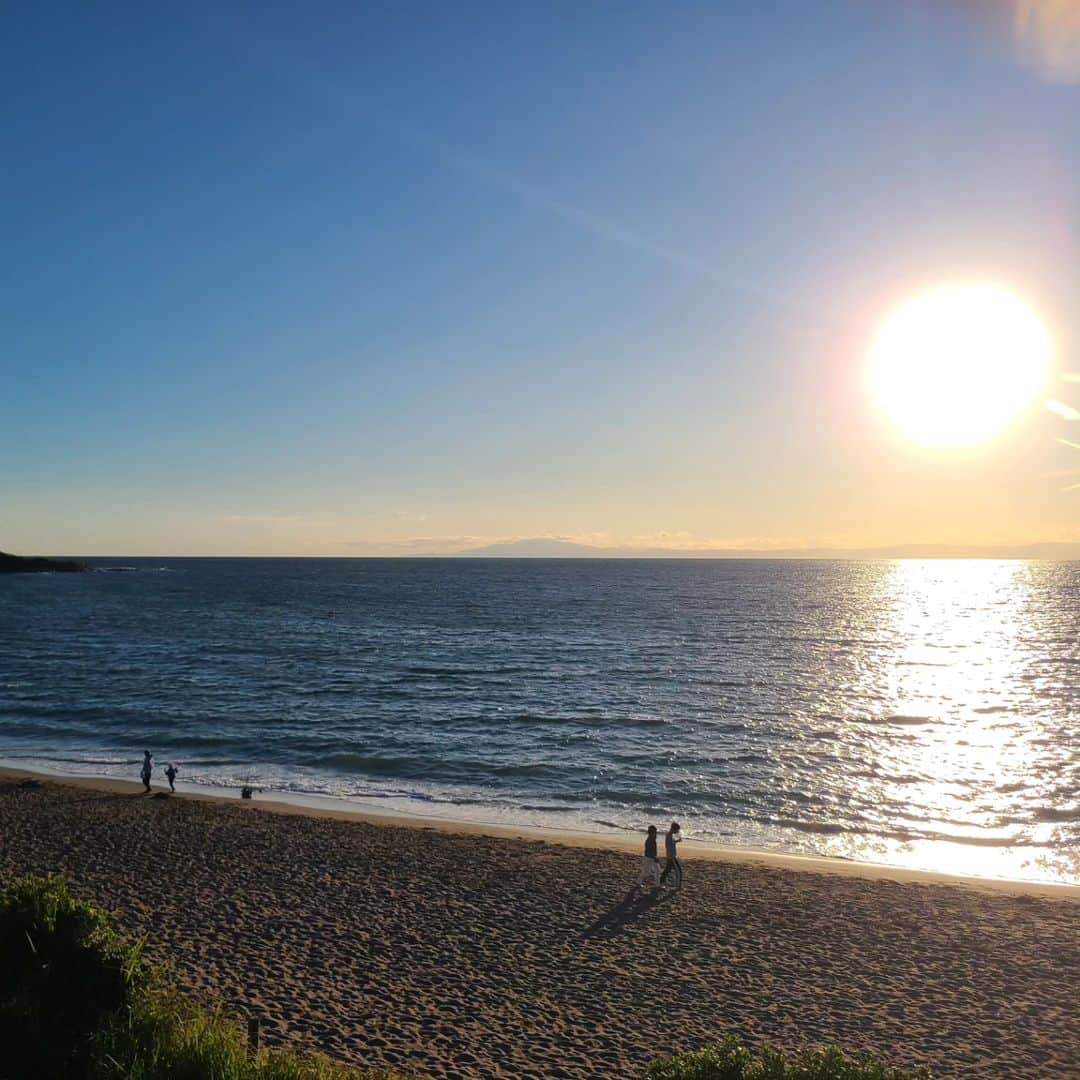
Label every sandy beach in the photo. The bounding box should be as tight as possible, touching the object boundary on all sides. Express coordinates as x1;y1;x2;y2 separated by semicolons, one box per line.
1;771;1076;1079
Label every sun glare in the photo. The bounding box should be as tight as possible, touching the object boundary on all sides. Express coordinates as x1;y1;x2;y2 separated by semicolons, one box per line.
867;283;1051;446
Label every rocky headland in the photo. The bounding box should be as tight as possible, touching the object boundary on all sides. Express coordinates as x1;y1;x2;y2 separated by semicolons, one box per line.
0;551;89;573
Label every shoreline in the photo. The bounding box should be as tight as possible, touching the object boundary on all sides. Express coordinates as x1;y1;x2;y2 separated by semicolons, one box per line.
3;767;1077;1079
4;763;1075;901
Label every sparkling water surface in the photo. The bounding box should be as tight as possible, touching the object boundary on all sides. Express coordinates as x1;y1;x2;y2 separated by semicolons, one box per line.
2;558;1077;884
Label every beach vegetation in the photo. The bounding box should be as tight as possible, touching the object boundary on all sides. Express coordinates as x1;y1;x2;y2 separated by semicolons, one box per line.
95;987;398;1079
0;873;146;1077
0;875;396;1080
644;1035;932;1080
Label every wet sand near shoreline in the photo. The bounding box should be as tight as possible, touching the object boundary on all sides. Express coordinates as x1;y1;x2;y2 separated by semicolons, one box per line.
1;773;1077;1079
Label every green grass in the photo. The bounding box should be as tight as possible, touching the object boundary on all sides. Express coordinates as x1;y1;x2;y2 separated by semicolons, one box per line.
0;873;148;1077
95;988;397;1080
0;874;395;1080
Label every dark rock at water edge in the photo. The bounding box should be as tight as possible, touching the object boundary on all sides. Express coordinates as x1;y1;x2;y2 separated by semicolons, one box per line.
0;551;90;574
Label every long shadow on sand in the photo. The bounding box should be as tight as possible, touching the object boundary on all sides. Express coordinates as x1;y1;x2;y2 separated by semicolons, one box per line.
1;782;159;806
583;888;672;939
63;791;163;806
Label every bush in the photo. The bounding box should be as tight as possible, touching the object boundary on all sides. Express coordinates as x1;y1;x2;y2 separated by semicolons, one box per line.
0;874;146;1078
95;987;387;1080
0;875;395;1080
644;1035;932;1080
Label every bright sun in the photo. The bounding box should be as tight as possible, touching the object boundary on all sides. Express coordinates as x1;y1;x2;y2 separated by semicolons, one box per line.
867;283;1051;446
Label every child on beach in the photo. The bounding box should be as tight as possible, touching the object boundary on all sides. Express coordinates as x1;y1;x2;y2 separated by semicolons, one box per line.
639;825;661;890
660;821;682;888
140;751;153;793
164;763;178;792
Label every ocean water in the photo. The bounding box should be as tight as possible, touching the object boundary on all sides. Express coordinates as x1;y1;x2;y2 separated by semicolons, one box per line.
1;557;1077;884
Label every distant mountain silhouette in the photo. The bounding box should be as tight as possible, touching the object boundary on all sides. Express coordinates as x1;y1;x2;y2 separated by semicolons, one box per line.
0;551;89;573
451;538;1080;560
459;538;612;557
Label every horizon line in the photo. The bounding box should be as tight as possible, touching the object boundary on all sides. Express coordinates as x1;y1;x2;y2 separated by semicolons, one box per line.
29;543;1080;562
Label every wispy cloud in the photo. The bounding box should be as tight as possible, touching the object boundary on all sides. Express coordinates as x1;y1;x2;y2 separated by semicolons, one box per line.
344;536;487;555
412;135;793;311
340;533;1080;557
223;18;818;326
626;530;823;551
345;532;836;556
222;513;334;527
224;514;308;523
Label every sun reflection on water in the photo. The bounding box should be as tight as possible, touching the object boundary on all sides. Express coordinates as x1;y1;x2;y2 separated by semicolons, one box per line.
827;560;1078;883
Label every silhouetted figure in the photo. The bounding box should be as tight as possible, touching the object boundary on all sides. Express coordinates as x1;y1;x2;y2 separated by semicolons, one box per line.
140;751;153;793
639;825;660;890
660;821;683;888
164;763;178;792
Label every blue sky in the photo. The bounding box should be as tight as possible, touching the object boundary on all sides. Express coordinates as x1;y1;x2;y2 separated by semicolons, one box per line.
3;2;1078;554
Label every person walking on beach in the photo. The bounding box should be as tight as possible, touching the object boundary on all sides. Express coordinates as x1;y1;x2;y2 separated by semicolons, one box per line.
660;821;683;888
140;751;153;793
164;763;178;792
639;825;661;891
